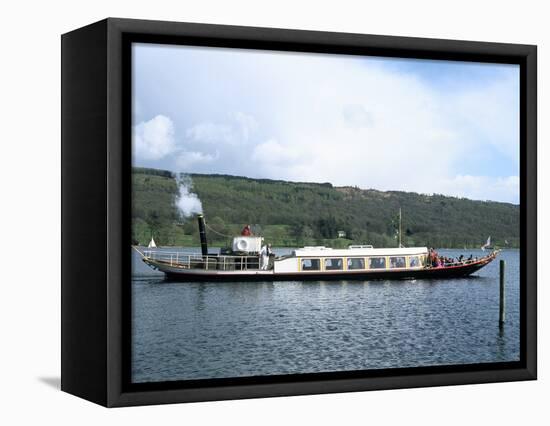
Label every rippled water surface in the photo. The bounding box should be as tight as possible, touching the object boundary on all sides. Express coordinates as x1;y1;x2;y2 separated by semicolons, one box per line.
132;248;520;383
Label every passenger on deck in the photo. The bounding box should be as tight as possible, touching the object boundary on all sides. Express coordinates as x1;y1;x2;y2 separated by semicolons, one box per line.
241;224;253;236
260;243;272;270
429;248;439;267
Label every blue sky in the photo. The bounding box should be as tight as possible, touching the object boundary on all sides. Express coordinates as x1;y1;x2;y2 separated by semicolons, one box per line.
132;43;520;204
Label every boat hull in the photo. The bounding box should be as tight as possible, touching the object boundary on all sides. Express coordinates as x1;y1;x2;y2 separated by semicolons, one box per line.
149;253;497;282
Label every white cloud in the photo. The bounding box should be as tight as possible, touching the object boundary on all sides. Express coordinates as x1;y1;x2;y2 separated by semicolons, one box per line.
342;104;374;129
133;115;176;160
232;112;259;141
186;122;233;144
252;139;298;164
434;175;520;204
251;139;301;176
185;112;258;145
176;150;219;169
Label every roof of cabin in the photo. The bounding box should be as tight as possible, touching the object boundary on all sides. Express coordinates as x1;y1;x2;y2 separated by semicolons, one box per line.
292;246;428;257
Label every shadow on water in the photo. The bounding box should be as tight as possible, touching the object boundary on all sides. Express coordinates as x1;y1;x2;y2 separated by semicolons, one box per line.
132;275;166;285
134;273;495;288
298;276;490;286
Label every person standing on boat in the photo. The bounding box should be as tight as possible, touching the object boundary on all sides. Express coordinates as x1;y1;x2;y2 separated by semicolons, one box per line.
241;224;253;236
429;248;439;267
267;244;273;261
260;243;272;270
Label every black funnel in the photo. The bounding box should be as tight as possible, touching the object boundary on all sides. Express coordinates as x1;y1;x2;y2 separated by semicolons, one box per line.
197;214;208;256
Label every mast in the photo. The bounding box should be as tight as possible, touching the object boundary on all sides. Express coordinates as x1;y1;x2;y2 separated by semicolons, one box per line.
398;207;402;248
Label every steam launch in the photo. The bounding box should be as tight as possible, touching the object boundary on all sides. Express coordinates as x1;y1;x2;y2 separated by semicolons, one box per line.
133;215;499;282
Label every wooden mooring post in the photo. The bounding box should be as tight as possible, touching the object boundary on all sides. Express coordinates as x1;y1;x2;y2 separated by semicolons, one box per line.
499;260;506;327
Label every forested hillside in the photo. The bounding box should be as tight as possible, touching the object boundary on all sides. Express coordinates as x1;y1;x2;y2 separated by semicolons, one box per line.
132;167;519;249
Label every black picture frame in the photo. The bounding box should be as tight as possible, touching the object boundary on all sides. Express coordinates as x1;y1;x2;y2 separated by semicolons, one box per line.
61;17;537;407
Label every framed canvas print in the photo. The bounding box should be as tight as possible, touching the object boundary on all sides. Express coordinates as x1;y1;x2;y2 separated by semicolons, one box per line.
61;18;537;407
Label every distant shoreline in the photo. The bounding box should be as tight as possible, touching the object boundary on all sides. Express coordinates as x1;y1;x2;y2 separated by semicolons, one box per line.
133;166;519;206
132;167;520;249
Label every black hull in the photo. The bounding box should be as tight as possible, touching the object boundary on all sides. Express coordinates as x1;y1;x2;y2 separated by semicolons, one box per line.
163;253;497;282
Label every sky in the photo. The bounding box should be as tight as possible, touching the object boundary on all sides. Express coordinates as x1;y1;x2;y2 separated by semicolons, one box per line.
132;43;520;204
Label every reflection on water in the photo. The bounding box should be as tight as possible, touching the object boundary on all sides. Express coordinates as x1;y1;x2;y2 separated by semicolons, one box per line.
132;249;520;383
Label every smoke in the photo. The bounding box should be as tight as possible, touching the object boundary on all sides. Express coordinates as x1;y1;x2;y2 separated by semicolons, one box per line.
175;174;203;218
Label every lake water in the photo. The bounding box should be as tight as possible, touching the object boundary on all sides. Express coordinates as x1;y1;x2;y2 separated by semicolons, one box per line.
131;248;520;383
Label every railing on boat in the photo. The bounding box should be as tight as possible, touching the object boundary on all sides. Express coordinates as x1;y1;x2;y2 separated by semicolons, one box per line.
142;250;262;271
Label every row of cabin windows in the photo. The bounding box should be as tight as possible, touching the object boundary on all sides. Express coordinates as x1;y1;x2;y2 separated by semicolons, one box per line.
300;255;423;271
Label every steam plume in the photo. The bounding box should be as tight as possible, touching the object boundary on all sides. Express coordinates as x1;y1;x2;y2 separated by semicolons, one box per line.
175;173;203;218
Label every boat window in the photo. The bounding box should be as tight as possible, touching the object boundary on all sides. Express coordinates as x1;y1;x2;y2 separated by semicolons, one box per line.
347;258;365;270
324;258;343;270
409;256;421;268
368;257;386;269
390;256;406;268
301;258;320;271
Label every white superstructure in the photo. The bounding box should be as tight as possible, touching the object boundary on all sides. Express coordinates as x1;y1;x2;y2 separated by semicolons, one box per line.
274;246;428;273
